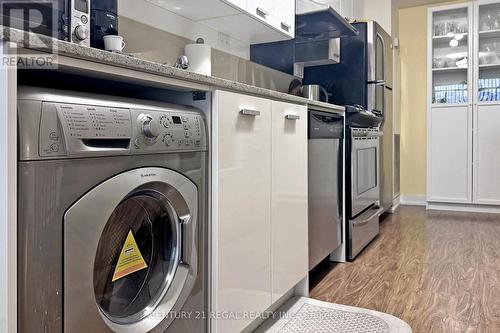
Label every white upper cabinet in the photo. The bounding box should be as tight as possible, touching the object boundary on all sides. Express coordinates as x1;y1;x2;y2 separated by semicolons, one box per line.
147;0;295;43
247;0;295;36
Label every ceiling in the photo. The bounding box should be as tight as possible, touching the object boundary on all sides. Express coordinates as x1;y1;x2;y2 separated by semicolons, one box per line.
397;0;450;8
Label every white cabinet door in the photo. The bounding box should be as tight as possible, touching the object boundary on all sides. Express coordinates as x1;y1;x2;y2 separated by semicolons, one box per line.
246;0;294;37
247;0;274;24
272;0;295;37
271;101;308;303
474;104;500;205
214;90;272;333
428;106;472;203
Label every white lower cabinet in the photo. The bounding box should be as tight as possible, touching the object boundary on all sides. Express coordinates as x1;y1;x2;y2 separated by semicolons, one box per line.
271;101;308;303
214;90;272;333
213;91;308;333
474;105;500;205
428;106;472;203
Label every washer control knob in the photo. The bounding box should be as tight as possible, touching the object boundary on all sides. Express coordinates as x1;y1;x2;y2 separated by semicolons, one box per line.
74;25;89;41
139;114;161;139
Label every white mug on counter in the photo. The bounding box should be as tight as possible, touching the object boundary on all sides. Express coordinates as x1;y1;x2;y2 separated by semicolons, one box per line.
103;35;125;53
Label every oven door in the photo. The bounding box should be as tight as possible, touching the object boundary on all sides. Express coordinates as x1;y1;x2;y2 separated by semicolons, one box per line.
350;129;381;217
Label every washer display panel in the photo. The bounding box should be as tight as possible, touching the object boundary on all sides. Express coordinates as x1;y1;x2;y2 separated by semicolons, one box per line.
94;191;180;323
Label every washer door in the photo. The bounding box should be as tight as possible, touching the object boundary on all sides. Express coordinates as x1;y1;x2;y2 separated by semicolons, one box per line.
64;167;198;333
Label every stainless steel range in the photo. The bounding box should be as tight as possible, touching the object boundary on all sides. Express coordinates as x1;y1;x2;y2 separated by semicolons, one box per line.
346;126;384;260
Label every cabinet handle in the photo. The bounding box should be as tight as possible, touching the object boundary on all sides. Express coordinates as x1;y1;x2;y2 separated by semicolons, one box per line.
285;114;300;120
240;109;261;116
256;7;269;19
281;22;291;32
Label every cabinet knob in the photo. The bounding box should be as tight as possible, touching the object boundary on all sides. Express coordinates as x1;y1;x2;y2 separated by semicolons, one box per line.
240;109;261;116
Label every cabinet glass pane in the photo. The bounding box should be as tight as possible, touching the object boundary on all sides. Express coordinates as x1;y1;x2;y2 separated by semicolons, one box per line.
478;3;500;102
432;8;469;104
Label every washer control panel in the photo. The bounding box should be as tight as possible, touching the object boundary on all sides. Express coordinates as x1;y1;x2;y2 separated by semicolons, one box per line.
131;109;205;153
33;101;206;158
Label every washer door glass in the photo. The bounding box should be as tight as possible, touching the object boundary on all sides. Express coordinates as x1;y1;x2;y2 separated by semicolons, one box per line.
93;191;180;323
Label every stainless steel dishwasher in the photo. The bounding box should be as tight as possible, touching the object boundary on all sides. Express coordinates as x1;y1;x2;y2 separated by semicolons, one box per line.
308;110;344;270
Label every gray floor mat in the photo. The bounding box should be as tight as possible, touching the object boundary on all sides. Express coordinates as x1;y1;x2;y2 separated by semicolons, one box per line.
254;297;412;333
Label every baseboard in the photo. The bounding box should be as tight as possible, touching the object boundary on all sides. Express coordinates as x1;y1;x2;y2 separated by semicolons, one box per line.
427;202;500;214
400;195;427;206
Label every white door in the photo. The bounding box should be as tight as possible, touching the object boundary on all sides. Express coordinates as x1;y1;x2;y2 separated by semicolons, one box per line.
214;90;272;333
473;1;500;205
428;106;472;203
474;104;500;204
270;101;308;303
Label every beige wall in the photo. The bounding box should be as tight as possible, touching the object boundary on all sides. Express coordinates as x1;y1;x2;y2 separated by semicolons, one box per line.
398;1;465;198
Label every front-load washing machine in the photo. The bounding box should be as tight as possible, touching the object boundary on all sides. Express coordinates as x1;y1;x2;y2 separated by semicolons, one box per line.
17;87;208;333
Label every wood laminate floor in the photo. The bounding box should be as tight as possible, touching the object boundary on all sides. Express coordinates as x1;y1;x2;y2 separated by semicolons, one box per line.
309;206;500;333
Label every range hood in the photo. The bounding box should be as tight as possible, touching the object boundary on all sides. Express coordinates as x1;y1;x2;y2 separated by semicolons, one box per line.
295;6;359;42
250;3;358;77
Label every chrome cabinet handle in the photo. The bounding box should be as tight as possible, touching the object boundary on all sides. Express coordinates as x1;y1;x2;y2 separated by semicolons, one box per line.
285;114;300;120
256;7;269;19
240;109;261;116
281;22;291;32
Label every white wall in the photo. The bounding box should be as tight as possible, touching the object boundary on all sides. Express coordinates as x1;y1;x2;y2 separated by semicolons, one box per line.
0;41;17;333
119;0;250;59
353;0;393;33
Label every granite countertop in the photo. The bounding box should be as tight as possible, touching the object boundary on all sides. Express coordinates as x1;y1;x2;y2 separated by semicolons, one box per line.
0;27;344;113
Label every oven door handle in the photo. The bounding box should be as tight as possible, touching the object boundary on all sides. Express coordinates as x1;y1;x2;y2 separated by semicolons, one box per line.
352;207;384;226
352;131;384;138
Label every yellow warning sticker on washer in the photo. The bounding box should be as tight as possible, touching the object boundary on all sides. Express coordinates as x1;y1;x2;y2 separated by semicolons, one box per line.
112;230;148;282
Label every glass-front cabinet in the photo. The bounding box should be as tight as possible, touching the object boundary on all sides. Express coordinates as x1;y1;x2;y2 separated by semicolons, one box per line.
430;5;471;105
428;1;500;206
477;1;500;102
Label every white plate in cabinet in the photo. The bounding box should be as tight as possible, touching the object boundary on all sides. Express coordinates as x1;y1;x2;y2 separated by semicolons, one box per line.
271;101;308;303
214;90;272;333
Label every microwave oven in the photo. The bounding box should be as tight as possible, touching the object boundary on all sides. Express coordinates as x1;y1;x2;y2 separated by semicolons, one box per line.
0;0;91;46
